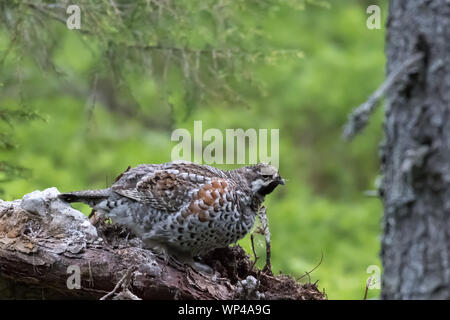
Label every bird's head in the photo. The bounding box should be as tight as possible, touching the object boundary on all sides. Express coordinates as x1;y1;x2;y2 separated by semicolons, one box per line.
241;163;285;198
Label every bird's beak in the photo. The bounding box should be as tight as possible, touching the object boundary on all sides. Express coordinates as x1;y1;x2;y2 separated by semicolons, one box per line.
279;178;286;185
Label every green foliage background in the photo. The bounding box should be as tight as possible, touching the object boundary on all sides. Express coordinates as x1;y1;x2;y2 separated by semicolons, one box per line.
0;0;387;299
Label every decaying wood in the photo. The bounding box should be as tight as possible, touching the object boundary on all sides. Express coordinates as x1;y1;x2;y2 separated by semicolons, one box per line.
0;188;325;300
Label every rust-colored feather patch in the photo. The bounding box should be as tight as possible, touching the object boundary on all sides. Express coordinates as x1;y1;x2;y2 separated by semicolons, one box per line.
182;179;229;222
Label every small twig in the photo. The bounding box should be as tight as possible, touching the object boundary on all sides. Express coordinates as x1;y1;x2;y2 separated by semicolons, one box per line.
343;52;424;140
363;276;372;300
297;252;324;282
26;3;90;34
114;289;141;300
100;272;128;300
250;234;259;270
263;240;272;275
100;266;139;300
0;18;21;67
113;166;131;183
88;261;94;288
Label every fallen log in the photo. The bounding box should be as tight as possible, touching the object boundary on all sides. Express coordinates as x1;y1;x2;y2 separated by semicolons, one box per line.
0;188;325;300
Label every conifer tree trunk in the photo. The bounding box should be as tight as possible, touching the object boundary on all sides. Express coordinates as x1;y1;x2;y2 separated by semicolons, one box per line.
381;0;450;299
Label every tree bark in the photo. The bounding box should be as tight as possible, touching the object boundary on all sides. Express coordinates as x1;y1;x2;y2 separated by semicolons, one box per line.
381;0;450;299
0;188;324;300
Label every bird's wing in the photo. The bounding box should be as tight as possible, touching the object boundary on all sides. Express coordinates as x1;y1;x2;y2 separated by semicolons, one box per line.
148;178;241;242
111;166;223;212
179;178;240;222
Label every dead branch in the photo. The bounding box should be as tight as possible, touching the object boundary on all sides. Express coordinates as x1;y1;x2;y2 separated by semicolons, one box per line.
343;52;424;141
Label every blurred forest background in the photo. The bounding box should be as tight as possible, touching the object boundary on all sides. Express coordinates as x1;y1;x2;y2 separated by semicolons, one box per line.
0;0;387;299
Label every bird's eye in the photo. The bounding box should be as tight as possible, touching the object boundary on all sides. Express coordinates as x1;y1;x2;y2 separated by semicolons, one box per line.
261;174;271;179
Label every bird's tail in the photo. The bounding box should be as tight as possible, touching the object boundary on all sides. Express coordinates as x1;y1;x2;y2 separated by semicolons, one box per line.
58;188;111;205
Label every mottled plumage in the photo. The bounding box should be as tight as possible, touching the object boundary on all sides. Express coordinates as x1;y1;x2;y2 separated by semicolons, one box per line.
59;161;285;268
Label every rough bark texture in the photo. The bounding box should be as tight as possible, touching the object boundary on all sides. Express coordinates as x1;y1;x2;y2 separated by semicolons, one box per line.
381;0;450;299
0;188;324;300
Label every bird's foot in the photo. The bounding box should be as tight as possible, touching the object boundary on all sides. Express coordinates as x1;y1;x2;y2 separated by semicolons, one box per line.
151;248;214;275
175;255;214;275
189;261;214;275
